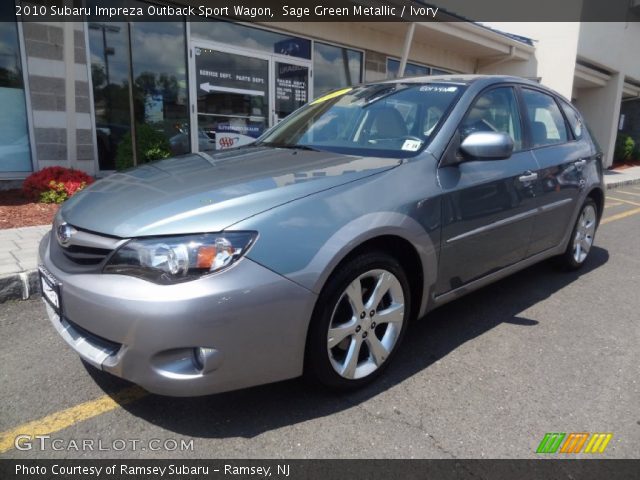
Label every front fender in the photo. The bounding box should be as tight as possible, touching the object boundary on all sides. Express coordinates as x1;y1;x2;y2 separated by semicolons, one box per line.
233;167;441;319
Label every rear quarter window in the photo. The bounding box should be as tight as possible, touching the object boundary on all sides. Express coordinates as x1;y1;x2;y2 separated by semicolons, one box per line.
559;100;584;140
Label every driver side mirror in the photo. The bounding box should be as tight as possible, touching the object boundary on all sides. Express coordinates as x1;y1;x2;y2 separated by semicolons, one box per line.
459;132;514;160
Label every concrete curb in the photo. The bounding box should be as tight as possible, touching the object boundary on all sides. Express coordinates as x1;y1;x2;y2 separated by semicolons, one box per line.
605;177;640;189
0;269;40;304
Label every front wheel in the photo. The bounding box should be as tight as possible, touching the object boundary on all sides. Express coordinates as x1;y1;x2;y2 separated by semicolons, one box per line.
305;252;411;390
557;198;599;270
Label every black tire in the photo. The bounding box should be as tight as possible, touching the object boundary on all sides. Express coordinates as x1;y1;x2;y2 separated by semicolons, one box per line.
556;198;599;270
305;251;411;390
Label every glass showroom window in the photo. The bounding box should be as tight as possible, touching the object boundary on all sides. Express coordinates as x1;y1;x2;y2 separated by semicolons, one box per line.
313;42;363;98
386;59;430;78
191;21;311;60
0;6;32;174
88;0;189;171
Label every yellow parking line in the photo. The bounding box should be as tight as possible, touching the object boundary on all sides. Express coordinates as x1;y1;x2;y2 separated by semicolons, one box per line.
0;386;146;453
614;190;640;198
601;207;640;225
606;196;640;207
603;202;623;208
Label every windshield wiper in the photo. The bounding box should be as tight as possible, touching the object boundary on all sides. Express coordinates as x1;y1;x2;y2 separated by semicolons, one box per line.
259;142;321;152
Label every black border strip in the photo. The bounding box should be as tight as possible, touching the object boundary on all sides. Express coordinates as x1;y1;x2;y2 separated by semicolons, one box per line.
7;0;640;22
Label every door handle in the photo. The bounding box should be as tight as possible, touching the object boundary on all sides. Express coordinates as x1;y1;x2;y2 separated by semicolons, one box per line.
518;171;538;183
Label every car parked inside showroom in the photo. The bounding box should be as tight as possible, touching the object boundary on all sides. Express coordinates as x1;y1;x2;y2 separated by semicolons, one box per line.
39;75;604;396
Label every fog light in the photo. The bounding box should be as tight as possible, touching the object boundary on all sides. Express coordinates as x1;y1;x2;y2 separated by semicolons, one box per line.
193;347;222;373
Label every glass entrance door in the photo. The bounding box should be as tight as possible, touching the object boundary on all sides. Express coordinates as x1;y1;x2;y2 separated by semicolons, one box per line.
194;47;269;152
191;43;311;152
274;62;309;123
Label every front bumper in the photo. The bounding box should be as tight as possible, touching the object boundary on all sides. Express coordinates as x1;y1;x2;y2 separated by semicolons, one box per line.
39;232;317;396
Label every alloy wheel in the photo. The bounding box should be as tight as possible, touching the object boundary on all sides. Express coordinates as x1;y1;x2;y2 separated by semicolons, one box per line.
572;204;597;264
327;269;405;380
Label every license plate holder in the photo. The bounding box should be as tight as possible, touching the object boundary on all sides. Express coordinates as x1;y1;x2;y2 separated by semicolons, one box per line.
39;266;62;316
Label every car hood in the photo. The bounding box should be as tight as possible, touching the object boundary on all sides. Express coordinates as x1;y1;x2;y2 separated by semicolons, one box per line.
60;147;400;238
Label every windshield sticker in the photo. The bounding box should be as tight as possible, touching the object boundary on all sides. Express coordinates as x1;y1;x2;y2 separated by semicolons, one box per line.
401;139;422;151
419;86;458;93
310;87;353;105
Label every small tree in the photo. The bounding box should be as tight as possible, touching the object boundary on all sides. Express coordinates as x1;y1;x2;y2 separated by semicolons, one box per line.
115;123;172;171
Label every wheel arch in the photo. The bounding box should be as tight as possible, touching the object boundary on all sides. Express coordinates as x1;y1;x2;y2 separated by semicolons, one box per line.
586;187;604;221
328;235;425;323
302;233;428;379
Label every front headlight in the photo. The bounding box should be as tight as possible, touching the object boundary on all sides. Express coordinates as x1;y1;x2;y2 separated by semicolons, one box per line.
104;232;257;284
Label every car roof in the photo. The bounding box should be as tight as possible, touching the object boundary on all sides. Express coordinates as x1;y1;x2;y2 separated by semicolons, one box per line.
370;74;568;102
379;74;536;87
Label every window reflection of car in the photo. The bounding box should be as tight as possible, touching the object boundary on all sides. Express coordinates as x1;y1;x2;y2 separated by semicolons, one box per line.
0;135;30;162
96;123;130;170
169;129;215;153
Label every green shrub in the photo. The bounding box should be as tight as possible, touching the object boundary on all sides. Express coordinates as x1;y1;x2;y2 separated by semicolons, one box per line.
115;123;171;171
613;133;635;164
632;140;640;161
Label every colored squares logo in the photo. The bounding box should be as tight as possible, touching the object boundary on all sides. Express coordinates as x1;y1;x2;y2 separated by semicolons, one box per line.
536;433;613;454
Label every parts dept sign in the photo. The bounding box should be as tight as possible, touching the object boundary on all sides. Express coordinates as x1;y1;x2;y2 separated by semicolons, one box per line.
195;47;268;100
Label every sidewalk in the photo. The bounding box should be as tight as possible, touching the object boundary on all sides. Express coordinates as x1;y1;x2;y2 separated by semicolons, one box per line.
603;165;640;189
1;166;640;303
0;225;49;303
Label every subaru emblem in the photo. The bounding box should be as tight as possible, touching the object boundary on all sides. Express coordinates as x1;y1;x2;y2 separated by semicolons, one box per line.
56;223;76;246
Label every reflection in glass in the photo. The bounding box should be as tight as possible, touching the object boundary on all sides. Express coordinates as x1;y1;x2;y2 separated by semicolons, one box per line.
130;19;189;159
88;15;131;170
275;63;308;122
386;59;430;79
195;50;268;152
88;0;189;170
313;43;362;98
0;5;32;173
261;82;462;158
191;21;310;60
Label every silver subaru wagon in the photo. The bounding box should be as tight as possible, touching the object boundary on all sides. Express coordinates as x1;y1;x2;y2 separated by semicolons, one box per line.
39;75;604;396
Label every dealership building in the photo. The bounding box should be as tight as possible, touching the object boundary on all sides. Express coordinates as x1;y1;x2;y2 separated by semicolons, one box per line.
1;1;639;181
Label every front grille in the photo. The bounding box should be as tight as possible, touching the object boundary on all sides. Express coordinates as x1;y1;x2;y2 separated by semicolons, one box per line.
61;244;112;265
49;224;124;273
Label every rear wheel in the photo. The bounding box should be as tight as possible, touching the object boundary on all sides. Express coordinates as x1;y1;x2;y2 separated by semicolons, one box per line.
557;198;598;270
306;252;411;390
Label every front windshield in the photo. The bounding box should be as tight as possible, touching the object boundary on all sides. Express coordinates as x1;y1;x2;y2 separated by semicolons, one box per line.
258;82;464;157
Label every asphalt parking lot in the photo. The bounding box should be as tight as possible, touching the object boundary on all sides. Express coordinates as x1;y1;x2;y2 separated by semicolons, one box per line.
1;187;639;459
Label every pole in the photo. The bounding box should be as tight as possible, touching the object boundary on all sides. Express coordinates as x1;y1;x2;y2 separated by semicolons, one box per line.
398;23;416;78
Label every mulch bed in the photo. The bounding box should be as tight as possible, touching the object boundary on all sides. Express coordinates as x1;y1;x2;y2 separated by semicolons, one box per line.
0;189;58;230
610;160;640;170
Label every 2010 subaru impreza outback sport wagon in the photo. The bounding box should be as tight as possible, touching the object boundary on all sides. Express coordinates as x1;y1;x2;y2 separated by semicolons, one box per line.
39;75;604;396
